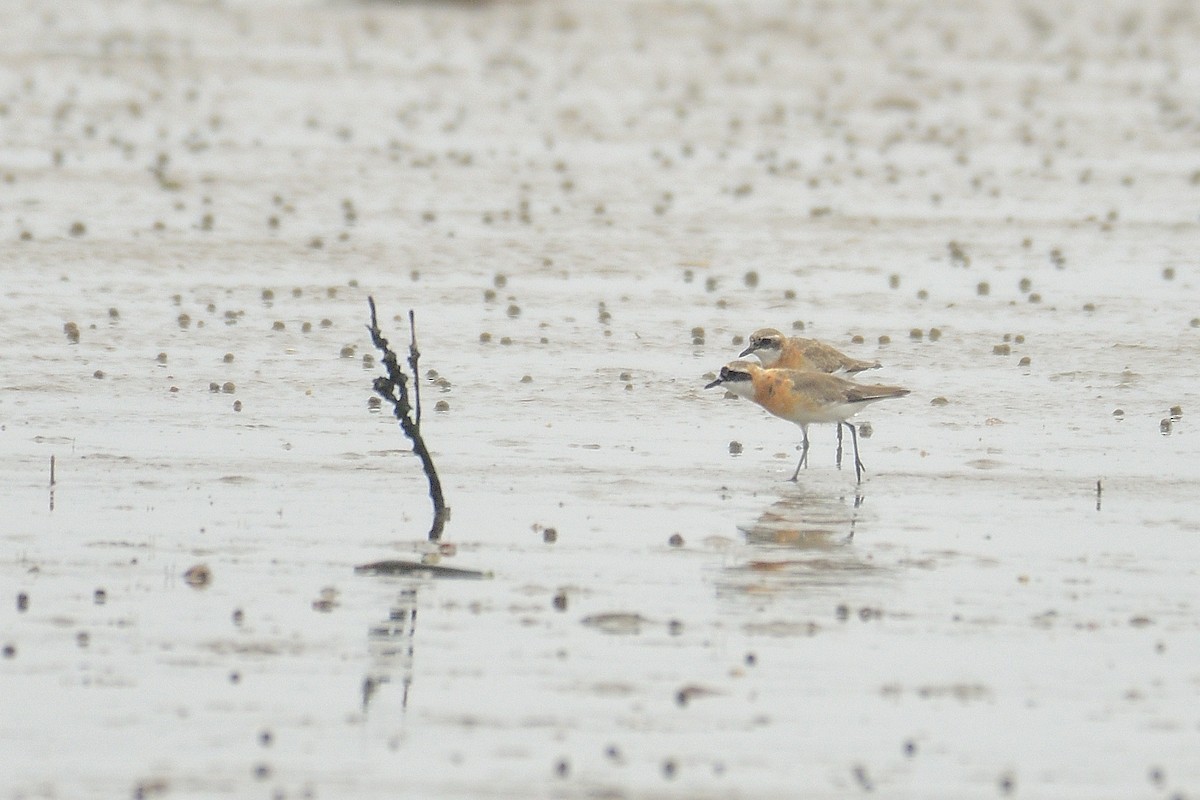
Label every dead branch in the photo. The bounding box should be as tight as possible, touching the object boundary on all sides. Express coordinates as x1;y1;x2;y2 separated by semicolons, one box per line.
366;297;448;541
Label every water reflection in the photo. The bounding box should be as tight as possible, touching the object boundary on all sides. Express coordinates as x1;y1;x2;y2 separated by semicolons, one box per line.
718;485;881;596
362;588;418;716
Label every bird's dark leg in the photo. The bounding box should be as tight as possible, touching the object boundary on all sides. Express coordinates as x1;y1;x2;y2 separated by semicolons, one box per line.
789;425;810;481
836;422;844;468
846;422;865;482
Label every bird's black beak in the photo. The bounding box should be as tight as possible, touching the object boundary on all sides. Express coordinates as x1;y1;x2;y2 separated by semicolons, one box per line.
737;343;756;358
704;376;724;390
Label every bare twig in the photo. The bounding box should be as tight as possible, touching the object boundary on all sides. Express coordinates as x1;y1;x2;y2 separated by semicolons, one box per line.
408;309;421;426
367;297;448;541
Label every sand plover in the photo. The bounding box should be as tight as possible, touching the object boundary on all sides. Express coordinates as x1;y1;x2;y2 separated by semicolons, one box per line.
740;327;881;374
706;360;908;482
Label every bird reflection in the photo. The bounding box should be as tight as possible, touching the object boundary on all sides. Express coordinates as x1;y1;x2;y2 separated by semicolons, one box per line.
362;588;418;716
719;485;878;595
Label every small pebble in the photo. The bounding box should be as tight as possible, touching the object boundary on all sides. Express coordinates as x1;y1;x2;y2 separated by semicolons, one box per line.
271;321;285;331
93;588;107;605
233;400;243;412
542;527;558;543
183;564;212;588
728;440;743;454
17;593;29;612
909;328;923;340
552;590;568;611
668;533;684;547
976;281;990;295
434;400;449;412
993;344;1011;355
1018;356;1031;366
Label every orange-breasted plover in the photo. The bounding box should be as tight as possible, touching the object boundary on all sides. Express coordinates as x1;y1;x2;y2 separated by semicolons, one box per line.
740;327;881;374
706;360;908;482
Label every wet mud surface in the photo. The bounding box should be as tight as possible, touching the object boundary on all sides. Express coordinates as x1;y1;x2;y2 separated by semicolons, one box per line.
3;1;1200;797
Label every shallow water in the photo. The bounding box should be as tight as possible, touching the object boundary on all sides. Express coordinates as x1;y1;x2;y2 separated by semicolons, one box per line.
3;1;1200;798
